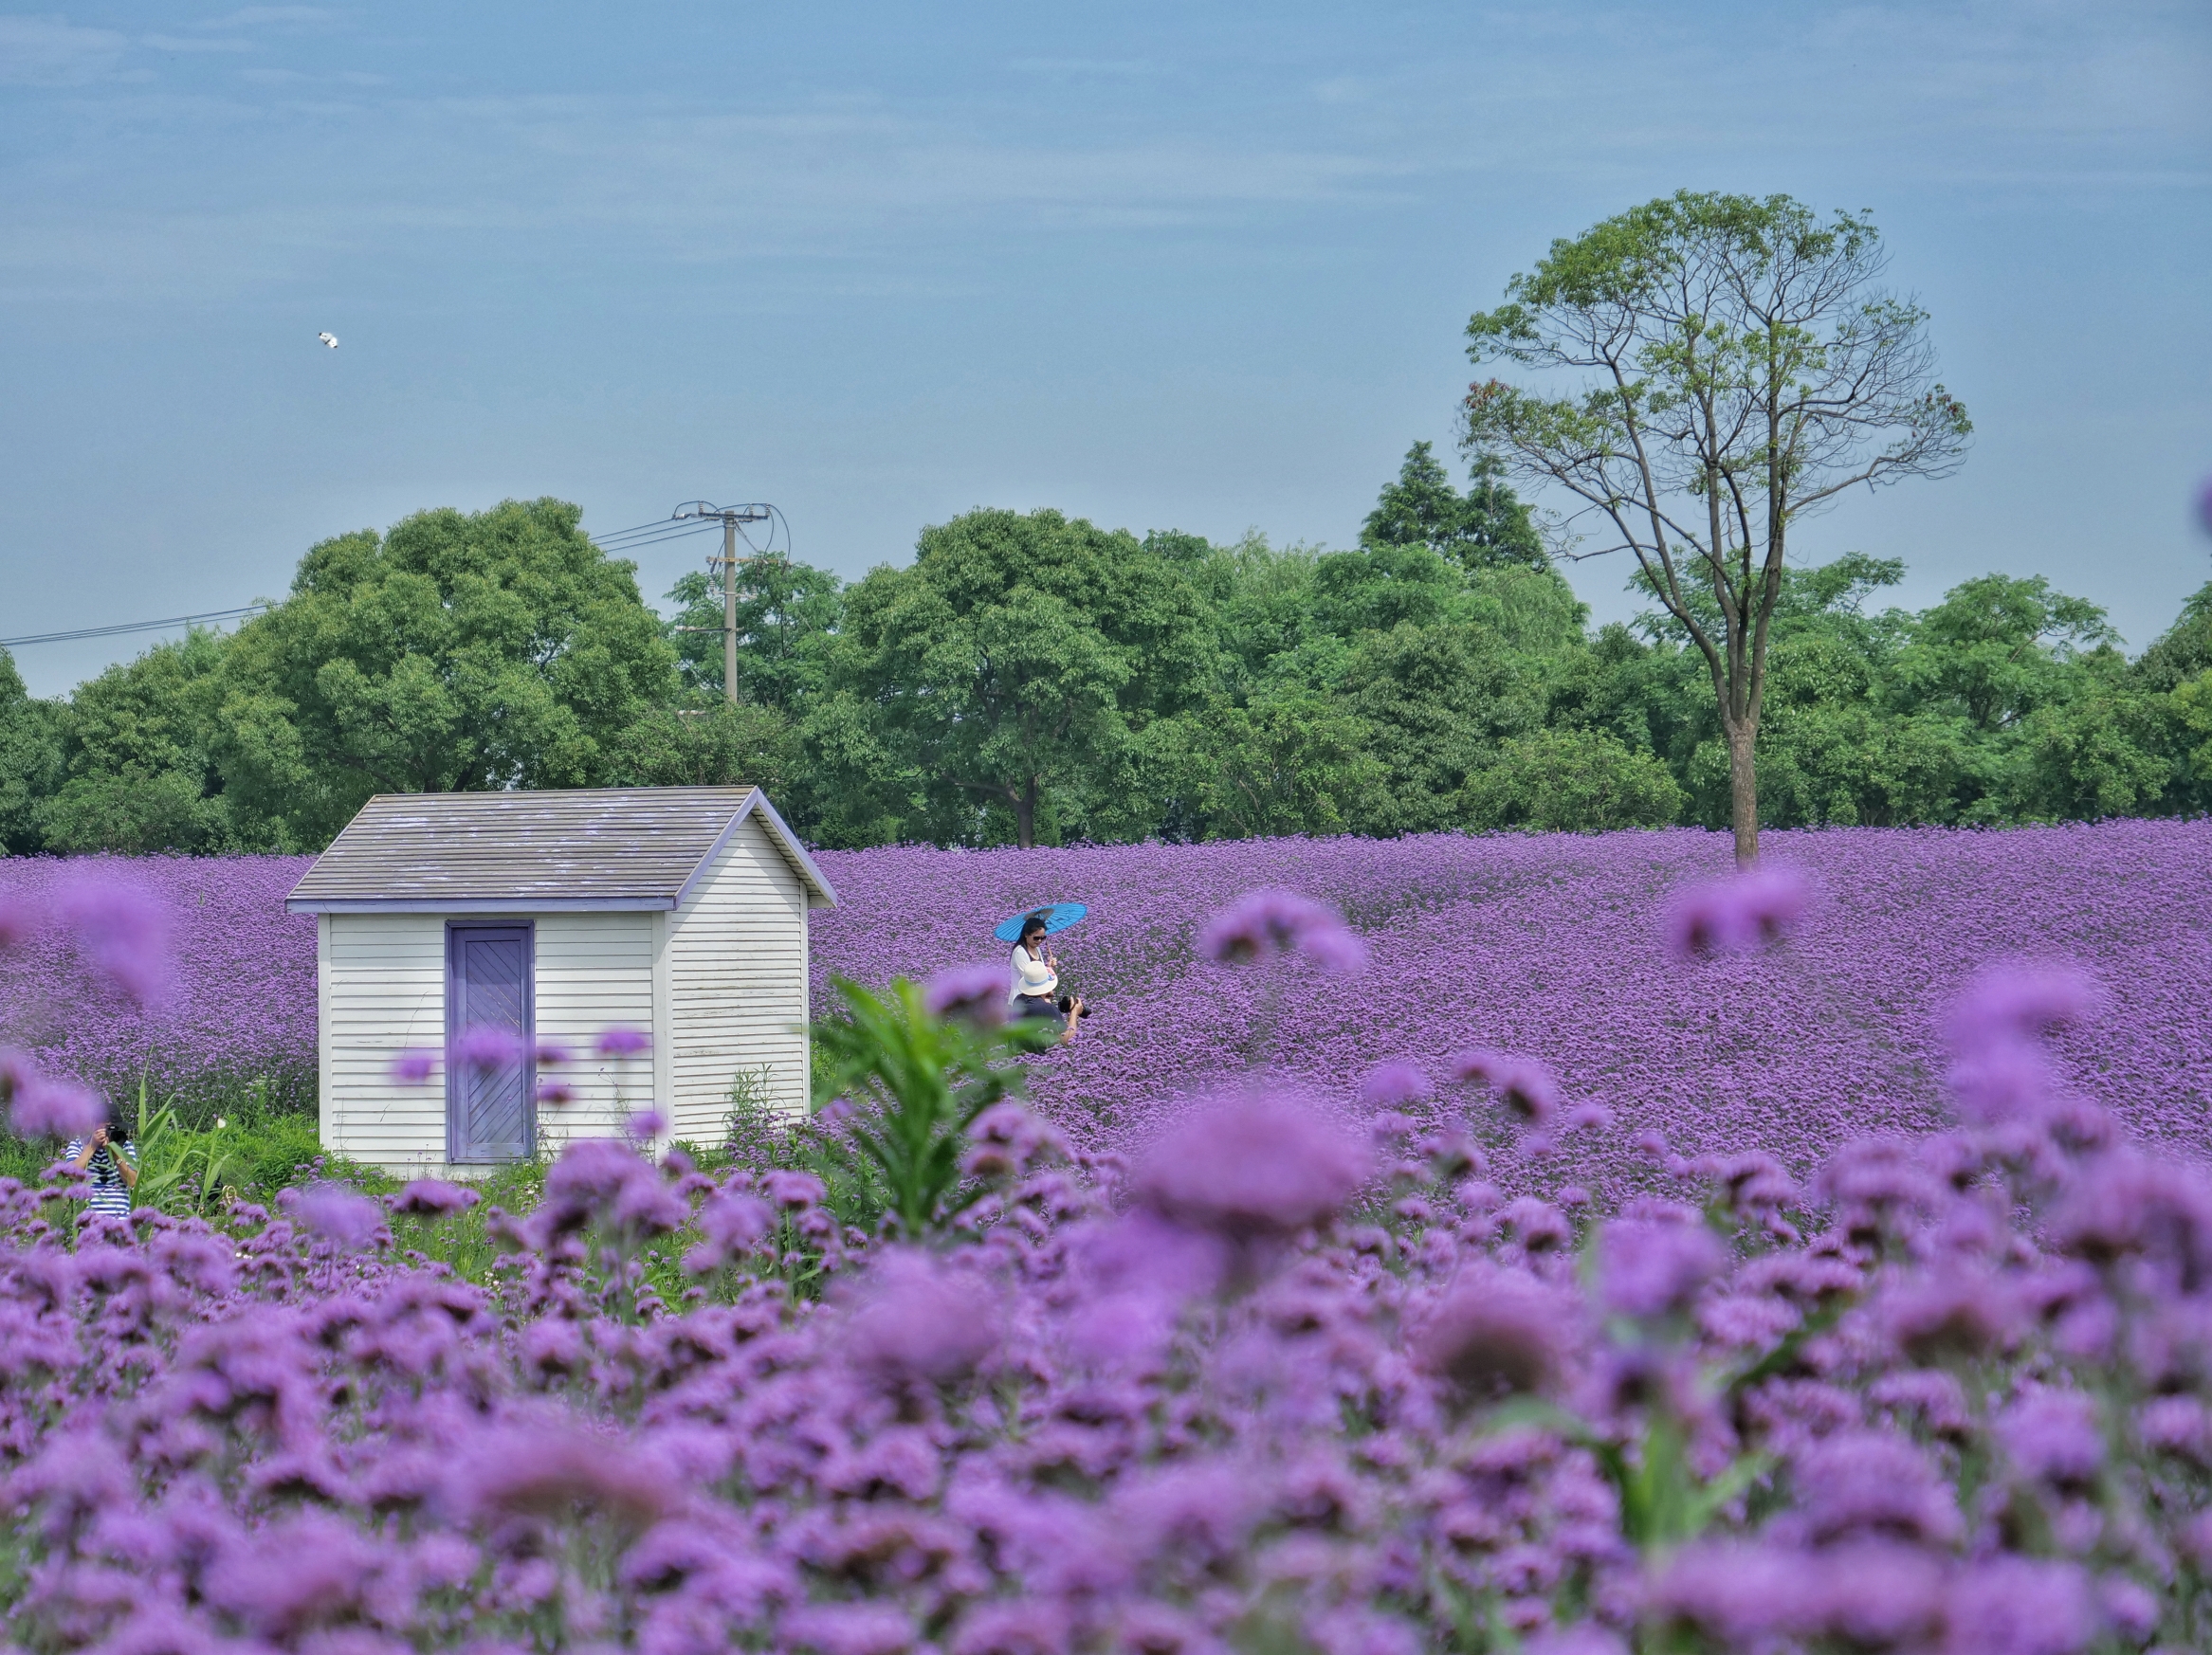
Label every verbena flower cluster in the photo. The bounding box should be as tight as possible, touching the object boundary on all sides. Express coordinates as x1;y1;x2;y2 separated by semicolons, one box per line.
810;821;2212;1198
5;836;2212;1651
0;855;318;1119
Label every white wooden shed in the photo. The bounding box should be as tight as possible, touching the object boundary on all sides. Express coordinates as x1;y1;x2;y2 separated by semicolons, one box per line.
284;787;837;1176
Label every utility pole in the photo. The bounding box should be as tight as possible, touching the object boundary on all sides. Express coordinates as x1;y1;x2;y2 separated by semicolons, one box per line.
671;501;774;706
721;513;738;706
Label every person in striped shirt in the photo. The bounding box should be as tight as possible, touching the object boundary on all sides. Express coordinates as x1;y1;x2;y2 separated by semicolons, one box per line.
63;1109;138;1222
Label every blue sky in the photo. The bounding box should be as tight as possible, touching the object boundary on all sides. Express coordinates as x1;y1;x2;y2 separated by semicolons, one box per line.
2;0;2207;696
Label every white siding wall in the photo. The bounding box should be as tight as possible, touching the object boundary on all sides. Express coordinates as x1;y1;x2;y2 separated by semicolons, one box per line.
321;913;448;1173
534;912;658;1151
667;814;812;1141
321;909;660;1176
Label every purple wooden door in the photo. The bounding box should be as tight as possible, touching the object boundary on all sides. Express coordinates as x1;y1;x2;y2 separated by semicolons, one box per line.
446;924;535;1163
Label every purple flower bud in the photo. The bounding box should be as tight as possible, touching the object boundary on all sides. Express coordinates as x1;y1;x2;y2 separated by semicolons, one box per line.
1663;865;1809;960
923;960;1009;1024
390;1047;438;1084
627;1108;668;1141
596;1025;651;1057
1942;1557;2093;1655
1134;1087;1370;1243
534;1037;573;1065
841;1247;998;1385
536;1078;576;1106
1358;1060;1433;1110
781;1603;916;1655
686;1185;776;1272
1197;888;1368;974
447;1422;671;1527
2050;1150;2212;1275
451;1025;525;1070
297;1181;384;1249
388;1178;479;1217
1414;1264;1572;1402
1450;1047;1560;1125
762;1169;826;1210
1598;1216;1727;1319
1949;963;2094;1053
1946;965;2095;1124
2099;1574;2159;1642
1651;1541;1823;1644
202;1511;381;1639
1999;1389;2104;1491
1880;1264;2022;1364
1787;1429;1961;1546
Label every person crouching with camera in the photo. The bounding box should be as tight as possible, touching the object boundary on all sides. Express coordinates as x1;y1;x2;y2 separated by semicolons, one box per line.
64;1106;138;1222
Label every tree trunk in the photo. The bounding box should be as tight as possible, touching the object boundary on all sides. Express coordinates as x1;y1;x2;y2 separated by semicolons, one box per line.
1015;778;1036;850
1726;719;1760;865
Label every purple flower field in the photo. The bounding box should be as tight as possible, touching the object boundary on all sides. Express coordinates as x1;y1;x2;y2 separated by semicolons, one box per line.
4;822;2208;1178
9;826;2212;1650
814;821;2212;1196
0;856;318;1118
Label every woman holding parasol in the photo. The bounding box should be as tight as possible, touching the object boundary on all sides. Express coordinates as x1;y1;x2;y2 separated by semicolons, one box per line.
1001;904;1087;1043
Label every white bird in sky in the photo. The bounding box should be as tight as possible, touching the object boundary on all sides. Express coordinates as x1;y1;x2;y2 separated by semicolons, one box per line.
318;332;338;349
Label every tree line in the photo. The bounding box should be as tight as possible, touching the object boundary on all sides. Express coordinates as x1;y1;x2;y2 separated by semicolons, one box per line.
3;462;2208;858
4;189;2208;858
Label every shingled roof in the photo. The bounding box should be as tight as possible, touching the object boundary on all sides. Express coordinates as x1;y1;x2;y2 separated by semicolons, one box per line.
284;787;837;914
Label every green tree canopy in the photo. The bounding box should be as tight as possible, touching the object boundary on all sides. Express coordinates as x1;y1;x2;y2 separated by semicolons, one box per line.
1360;442;1546;571
821;508;1216;848
210;499;680;846
0;651;66;856
39;630;267;854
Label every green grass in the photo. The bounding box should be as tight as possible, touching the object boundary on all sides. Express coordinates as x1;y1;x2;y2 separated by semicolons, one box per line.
4;1064;887;1299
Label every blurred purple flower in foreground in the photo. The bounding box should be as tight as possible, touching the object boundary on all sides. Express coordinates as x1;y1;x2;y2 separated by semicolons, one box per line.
1664;865;1809;960
596;1026;651;1058
388;1179;480;1218
294;1182;384;1249
2197;472;2212;537
923;959;1009;1024
55;874;173;1007
1197;888;1369;974
390;1047;438;1085
1357;1060;1432;1110
1945;963;2095;1124
450;1026;524;1071
3;1055;104;1140
1451;1047;1561;1126
1135;1087;1369;1243
1598;1214;1727;1320
840;1247;999;1386
0;892;36;952
1413;1263;1572;1402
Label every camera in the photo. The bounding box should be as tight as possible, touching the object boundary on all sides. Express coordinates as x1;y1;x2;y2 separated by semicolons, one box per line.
1056;995;1092;1020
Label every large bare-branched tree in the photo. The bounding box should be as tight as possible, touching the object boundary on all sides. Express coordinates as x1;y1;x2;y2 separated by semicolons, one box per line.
1461;191;1972;864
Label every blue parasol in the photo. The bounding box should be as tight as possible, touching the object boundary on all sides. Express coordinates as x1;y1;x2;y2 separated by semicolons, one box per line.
993;902;1088;943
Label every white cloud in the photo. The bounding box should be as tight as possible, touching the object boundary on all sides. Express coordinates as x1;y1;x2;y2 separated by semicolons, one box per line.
0;13;126;85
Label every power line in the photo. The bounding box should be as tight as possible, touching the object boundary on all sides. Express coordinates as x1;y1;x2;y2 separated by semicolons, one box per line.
1;605;270;650
4;508;773;653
